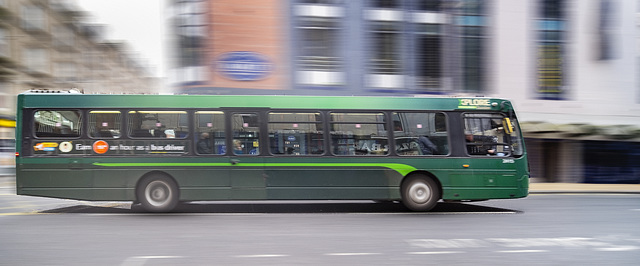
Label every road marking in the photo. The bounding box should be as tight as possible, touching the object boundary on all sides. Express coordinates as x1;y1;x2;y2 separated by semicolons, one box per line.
407;239;487;248
234;254;289;258
79;211;517;216
325;253;381;256
409;237;640;253
83;213;273;217
418;212;518;215
132;256;183;259
407;251;464;255
595;246;640;251
0;212;42;216
497;250;548;253
121;256;183;266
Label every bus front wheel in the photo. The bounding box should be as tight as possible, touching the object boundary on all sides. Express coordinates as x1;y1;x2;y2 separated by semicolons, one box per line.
136;174;179;212
401;175;440;212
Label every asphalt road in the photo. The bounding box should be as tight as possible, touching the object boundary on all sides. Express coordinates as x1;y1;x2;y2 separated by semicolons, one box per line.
1;179;639;265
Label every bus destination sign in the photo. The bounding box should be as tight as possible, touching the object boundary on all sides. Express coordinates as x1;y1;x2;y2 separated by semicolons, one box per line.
458;98;493;110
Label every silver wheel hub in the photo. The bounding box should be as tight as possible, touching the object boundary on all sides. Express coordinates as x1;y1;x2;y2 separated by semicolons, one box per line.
409;183;431;204
145;180;171;207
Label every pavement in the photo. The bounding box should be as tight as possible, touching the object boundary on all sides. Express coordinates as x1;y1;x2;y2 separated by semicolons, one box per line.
528;182;640;194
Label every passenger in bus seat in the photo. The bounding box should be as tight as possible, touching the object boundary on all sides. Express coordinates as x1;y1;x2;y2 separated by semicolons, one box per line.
393;121;403;131
153;129;166;138
164;129;176;138
418;136;438;155
233;139;243;154
197;132;212;154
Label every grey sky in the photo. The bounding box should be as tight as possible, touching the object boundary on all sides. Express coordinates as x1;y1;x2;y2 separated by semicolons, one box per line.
75;0;166;78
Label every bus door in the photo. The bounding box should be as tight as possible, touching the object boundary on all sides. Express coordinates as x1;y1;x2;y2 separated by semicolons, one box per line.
227;111;266;199
448;113;520;199
462;113;519;186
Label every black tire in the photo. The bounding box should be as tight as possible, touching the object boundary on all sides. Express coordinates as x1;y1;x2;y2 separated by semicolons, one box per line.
401;175;440;211
136;174;179;212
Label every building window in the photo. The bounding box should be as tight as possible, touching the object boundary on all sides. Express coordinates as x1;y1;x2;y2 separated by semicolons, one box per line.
537;0;566;99
294;0;344;86
21;5;46;31
367;0;403;81
24;48;48;74
597;0;616;60
54;62;76;82
370;21;401;75
0;28;8;57
419;0;441;11
373;0;399;9
297;17;341;72
0;85;7;112
415;24;441;90
458;0;485;92
54;26;75;48
174;0;207;68
299;0;343;4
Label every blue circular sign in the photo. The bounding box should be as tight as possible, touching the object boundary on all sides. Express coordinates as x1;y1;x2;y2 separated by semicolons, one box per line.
215;51;273;81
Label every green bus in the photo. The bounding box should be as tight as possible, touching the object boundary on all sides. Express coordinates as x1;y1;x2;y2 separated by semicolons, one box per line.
15;91;528;212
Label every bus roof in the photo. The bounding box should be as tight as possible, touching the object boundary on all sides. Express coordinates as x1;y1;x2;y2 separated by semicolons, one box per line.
17;94;513;112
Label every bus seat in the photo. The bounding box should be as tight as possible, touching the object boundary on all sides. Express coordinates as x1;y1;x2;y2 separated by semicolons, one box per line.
132;129;153;137
153;130;166;138
59;126;73;135
176;131;188;138
96;131;113;138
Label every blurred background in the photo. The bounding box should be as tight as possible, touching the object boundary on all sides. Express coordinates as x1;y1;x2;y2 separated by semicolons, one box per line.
0;0;639;183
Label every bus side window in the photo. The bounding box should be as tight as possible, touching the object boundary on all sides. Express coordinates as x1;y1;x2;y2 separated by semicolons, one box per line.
393;112;449;156
128;111;188;139
268;112;324;156
330;113;388;156
232;113;260;155
34;110;82;138
195;111;226;155
88;111;121;139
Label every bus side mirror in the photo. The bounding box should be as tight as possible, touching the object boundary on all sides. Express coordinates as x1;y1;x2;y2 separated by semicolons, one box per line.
502;118;514;134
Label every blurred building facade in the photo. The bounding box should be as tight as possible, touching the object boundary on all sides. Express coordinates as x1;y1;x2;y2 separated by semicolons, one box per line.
0;0;159;141
168;0;640;183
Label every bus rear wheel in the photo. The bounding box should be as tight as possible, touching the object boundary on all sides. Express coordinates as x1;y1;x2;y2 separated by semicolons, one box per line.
401;175;440;212
136;174;179;212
